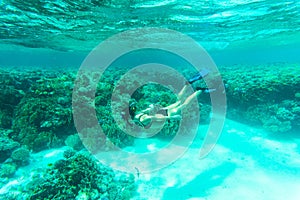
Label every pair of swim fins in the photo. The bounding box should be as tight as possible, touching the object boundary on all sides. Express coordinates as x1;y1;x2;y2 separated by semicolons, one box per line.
188;69;215;93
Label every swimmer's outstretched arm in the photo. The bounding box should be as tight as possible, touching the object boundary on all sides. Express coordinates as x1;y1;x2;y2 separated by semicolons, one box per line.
147;114;182;121
139;104;161;114
139;107;152;113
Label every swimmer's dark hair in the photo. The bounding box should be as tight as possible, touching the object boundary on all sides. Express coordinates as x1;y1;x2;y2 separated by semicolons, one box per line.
129;102;137;119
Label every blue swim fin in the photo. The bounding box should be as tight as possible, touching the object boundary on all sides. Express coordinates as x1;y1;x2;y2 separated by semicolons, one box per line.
188;69;210;84
196;87;216;93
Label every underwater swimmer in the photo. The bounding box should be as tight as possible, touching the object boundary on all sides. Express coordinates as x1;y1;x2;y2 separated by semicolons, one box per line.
128;69;215;129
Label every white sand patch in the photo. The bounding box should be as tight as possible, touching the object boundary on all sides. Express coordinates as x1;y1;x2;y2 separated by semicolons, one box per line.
147;143;158;152
133;134;230;199
44;149;64;158
209;168;300;200
0;180;20;194
132;119;300;199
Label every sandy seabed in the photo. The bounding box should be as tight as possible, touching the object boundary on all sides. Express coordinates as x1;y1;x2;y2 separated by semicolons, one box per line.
1;119;300;200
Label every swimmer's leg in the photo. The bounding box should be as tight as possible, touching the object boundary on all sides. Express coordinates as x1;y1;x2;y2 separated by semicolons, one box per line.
176;90;202;110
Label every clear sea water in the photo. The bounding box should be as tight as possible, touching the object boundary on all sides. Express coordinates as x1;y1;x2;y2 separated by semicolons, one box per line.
0;0;300;199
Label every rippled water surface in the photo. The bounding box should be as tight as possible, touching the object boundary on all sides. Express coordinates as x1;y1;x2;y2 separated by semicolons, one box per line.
1;0;299;52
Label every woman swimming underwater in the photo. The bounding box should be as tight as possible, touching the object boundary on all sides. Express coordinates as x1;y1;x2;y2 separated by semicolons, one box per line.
128;69;215;129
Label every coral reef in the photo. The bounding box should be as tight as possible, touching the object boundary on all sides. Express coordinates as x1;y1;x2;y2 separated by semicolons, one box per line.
222;63;300;133
26;151;136;200
10;147;30;166
0;62;299;161
73;68;135;149
0;68;137;152
244;100;300;133
0;70;27;129
0;67;212;153
10;71;75;151
0;163;17;178
222;63;299;106
0;135;20;163
0;132;31;178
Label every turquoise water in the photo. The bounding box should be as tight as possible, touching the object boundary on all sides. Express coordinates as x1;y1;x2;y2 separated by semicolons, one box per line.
0;0;300;199
1;0;300;66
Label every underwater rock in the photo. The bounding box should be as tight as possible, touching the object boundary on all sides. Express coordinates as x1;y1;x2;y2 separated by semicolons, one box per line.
63;148;76;159
10;147;30;166
0;163;17;178
263;117;292;133
65;134;84;151
0;136;20;163
78;127;107;153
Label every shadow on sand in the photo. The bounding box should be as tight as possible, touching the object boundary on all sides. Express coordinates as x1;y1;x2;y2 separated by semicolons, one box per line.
162;162;236;199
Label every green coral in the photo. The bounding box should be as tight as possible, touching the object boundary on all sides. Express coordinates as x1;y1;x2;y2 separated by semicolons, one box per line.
0;109;13;129
10;71;75;151
276;107;295;121
0;163;17;178
0;67;211;152
11;147;30;166
0;136;20;163
64;134;84;151
0;134;30;177
62;148;76;159
222;63;300;106
0;72;24;129
263;117;292;133
243;99;300;133
1;62;299;157
73;69;135;149
221;63;300;133
27;151;136;200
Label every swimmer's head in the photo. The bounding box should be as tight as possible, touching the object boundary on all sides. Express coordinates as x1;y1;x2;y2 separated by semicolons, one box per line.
129;102;137;118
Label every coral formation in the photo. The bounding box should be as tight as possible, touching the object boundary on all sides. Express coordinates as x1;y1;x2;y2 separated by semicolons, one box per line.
0;163;17;178
0;62;299;162
10;71;75;151
65;134;84;151
221;63;300;133
0;134;30;178
10;147;30;166
0;136;20;163
0;67;212;153
26;151;136;200
243;100;300;133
